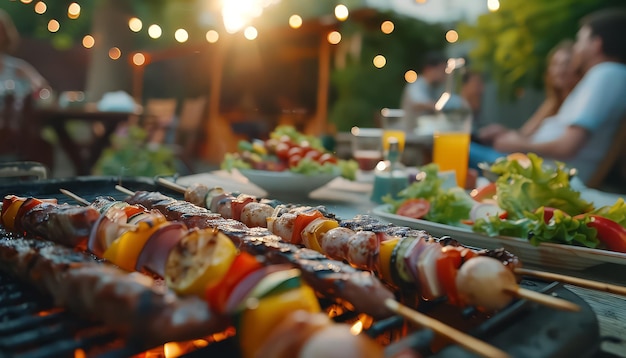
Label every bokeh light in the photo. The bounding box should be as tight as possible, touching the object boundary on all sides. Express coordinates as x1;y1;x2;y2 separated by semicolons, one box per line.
82;35;95;49
148;24;162;39
20;0;33;4
488;0;500;12
128;17;143;32
381;21;394;34
405;70;418;83
335;4;349;21
132;53;146;66
446;30;459;43
244;26;258;40
327;31;341;45
415;0;427;3
108;47;121;60
206;30;219;43
47;19;60;32
34;2;47;14
289;14;302;29
67;2;80;19
175;29;189;43
373;55;387;68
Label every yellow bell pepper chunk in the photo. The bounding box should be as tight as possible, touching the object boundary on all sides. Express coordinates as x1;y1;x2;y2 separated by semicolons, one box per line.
378;237;401;285
1;200;24;231
301;217;339;253
238;275;320;358
102;214;168;271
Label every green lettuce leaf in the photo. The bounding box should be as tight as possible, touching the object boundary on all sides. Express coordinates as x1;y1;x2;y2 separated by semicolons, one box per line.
494;153;593;219
591;198;626;228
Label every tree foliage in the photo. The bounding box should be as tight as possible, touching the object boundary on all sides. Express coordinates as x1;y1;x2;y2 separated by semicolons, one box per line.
459;0;625;99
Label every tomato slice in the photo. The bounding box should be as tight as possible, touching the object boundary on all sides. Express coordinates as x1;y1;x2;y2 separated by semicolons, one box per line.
205;252;264;314
585;215;626;253
291;210;324;245
470;182;497;202
396;198;430;219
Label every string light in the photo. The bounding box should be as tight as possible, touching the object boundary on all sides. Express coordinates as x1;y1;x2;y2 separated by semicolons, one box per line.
132;53;146;66
108;47;121;60
34;1;47;14
405;70;418;83
327;31;341;44
445;30;459;43
373;55;386;68
381;21;394;34
67;2;80;19
20;0;33;4
174;29;189;43
129;17;143;32
289;14;302;29
47;19;60;32
148;24;162;39
206;30;219;43
334;4;349;21
82;35;95;48
244;26;258;40
488;0;500;12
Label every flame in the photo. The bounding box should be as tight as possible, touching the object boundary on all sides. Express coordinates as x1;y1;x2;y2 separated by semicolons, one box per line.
350;320;363;335
74;349;86;358
350;314;374;336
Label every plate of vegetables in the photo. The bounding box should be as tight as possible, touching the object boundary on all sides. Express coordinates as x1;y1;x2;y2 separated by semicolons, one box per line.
221;126;357;199
373;154;626;270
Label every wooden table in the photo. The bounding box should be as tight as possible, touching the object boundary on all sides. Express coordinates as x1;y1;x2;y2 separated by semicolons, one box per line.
34;107;141;176
177;171;626;357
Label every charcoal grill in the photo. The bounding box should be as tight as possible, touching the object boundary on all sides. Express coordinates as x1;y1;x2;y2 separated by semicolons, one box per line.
0;176;604;358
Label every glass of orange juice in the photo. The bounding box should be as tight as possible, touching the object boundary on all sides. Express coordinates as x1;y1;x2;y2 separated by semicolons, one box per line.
379;108;407;160
432;107;472;188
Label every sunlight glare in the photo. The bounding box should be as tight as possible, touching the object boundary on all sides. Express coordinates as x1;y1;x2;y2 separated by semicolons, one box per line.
221;0;280;34
488;0;500;12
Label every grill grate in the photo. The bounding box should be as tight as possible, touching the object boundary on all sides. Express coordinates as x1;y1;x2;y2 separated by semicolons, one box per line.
0;274;137;358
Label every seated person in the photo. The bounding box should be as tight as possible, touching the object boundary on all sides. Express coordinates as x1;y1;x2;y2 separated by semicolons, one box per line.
474;40;577;146
461;69;486;128
0;9;48;100
400;51;448;120
469;8;626;185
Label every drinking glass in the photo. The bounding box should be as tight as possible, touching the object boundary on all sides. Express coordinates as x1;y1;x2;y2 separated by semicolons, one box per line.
432;105;472;188
379;108;407;158
350;127;383;171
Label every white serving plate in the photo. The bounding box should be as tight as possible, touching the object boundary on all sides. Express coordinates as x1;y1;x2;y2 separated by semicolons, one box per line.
373;204;626;271
238;169;339;200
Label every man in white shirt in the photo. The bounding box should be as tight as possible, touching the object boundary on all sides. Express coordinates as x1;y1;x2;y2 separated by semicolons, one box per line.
400;51;447;120
470;8;626;184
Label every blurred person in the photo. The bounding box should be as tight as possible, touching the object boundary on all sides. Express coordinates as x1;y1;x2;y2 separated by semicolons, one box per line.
461;70;485;127
469;8;626;184
400;51;448;119
475;40;577;146
0;9;48;100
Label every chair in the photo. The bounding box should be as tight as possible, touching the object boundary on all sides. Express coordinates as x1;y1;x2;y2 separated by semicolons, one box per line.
585;117;626;189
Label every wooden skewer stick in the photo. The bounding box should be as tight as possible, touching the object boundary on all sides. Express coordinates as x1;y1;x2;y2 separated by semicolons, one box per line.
503;286;580;312
59;189;91;206
115;185;135;196
515;268;626;297
156;177;187;194
385;299;511;358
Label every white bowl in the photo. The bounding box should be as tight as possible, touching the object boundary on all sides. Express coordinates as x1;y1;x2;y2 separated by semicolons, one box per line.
238;169;339;201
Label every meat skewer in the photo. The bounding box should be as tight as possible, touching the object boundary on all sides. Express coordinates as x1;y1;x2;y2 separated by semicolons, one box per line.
115;186;580;313
0;194;507;357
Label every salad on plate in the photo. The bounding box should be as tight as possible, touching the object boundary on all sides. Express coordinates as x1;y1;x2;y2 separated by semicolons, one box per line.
383;153;626;254
221;125;358;180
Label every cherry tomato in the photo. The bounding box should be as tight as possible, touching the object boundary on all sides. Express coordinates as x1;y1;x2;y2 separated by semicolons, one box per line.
436;246;463;306
288;154;303;168
304;149;322;161
540;207;565;223
275;142;291;161
287;146;304;158
396;198;431;219
317;153;337;165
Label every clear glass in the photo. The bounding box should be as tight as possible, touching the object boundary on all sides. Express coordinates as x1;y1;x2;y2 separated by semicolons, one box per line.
350;127;383;172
